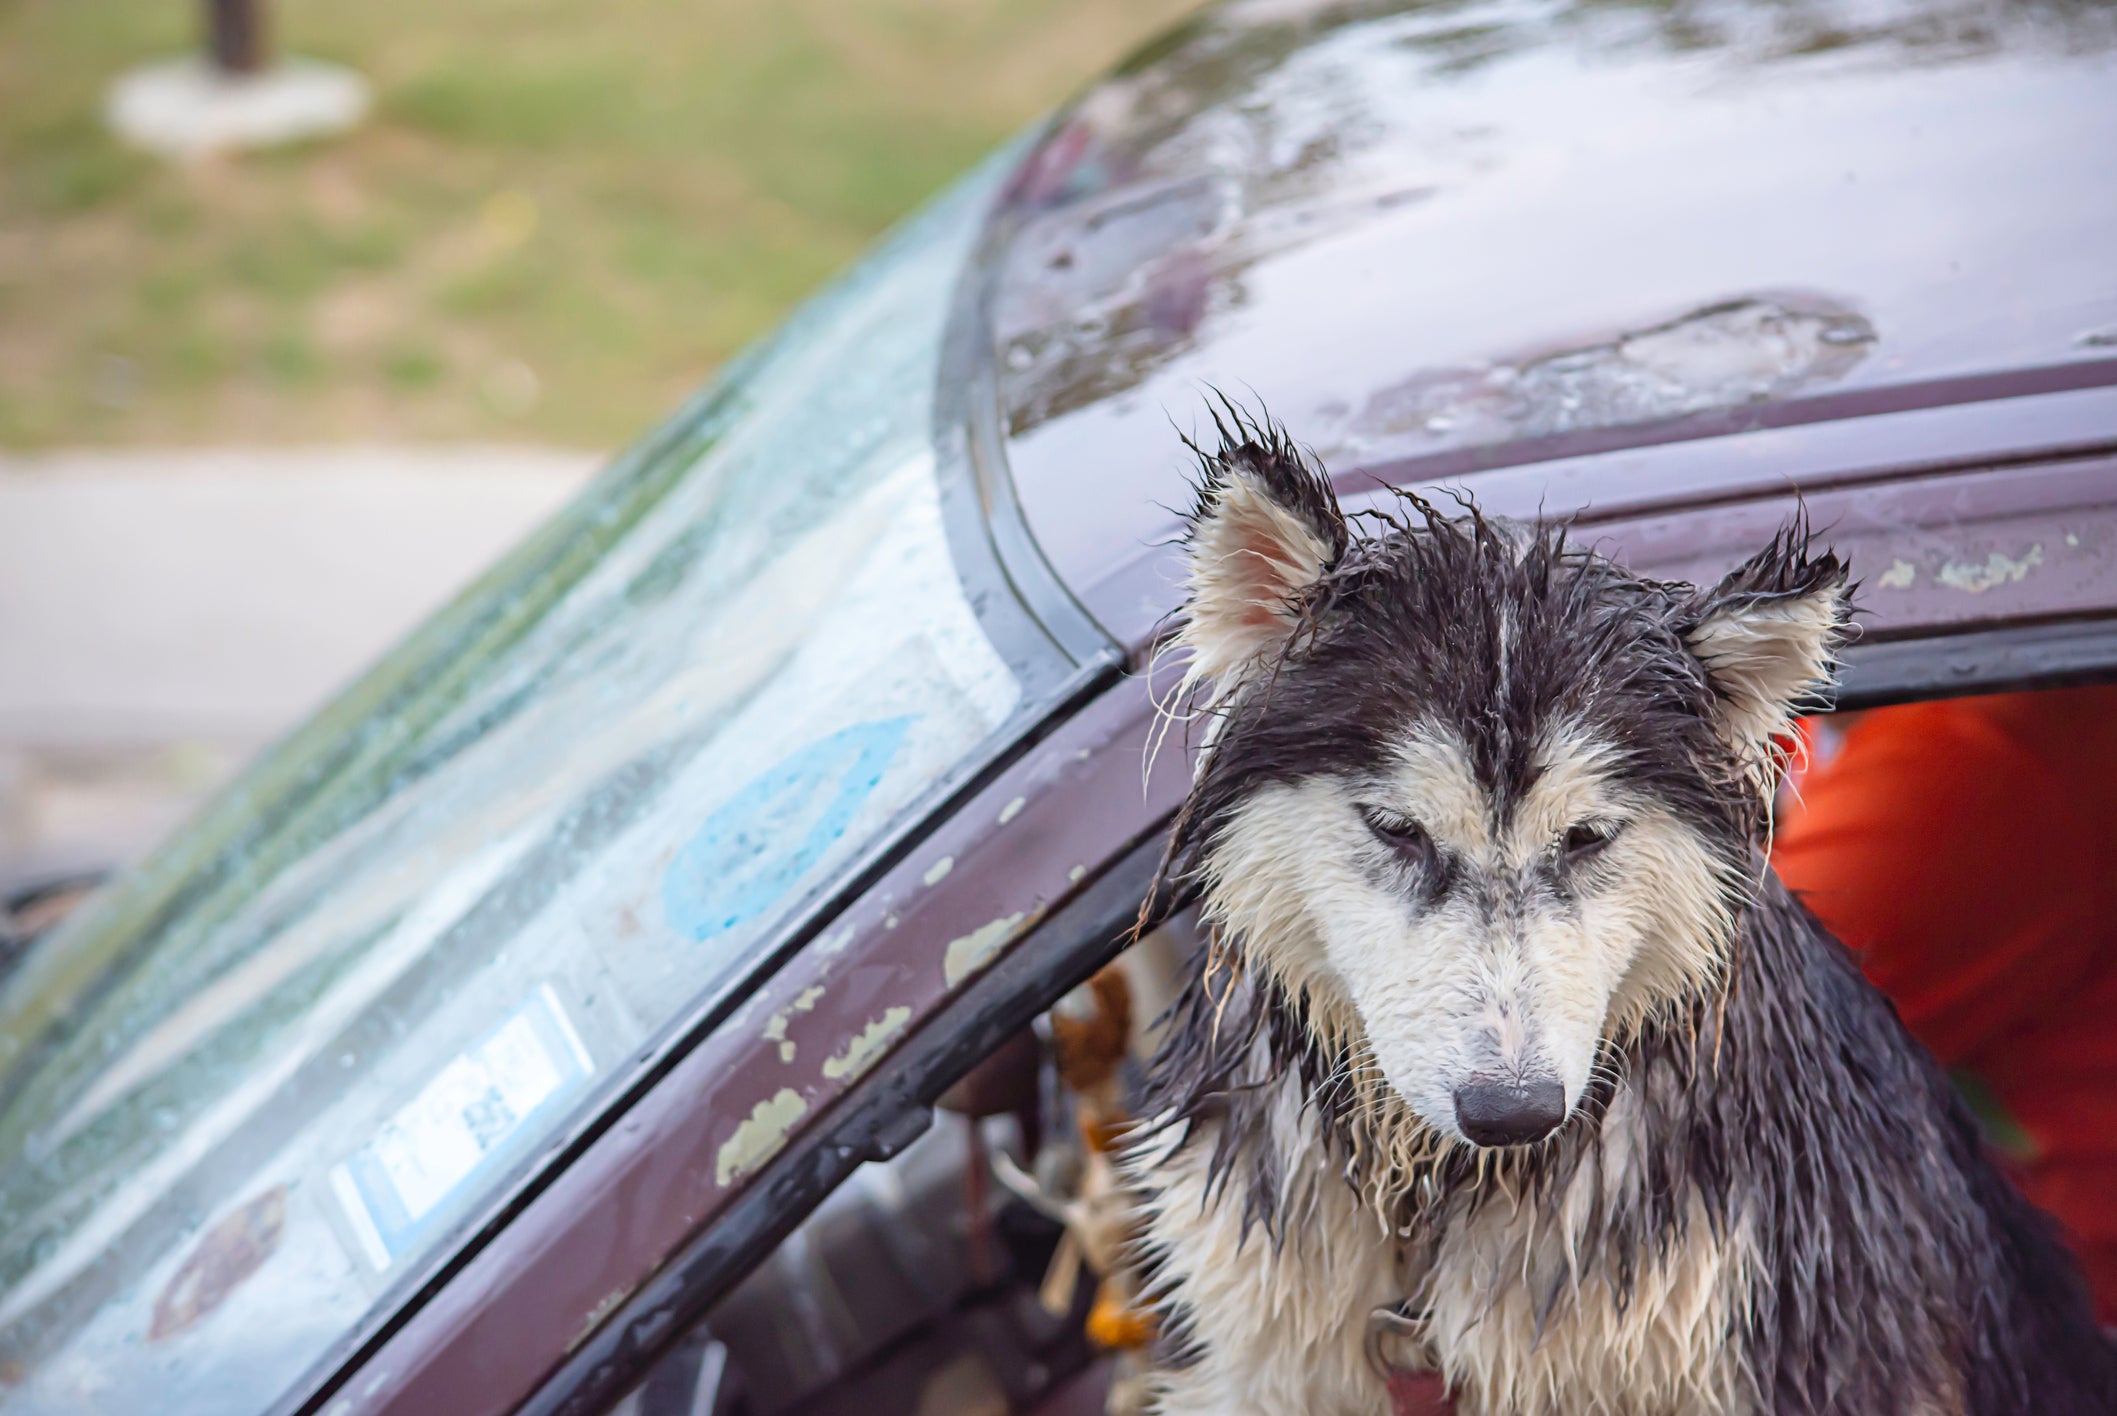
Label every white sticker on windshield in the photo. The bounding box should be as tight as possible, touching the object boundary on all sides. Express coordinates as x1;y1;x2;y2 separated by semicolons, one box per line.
330;984;592;1270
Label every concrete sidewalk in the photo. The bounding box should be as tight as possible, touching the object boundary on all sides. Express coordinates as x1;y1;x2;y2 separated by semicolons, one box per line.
0;446;600;884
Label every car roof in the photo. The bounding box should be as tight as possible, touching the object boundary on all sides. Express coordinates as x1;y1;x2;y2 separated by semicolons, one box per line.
981;0;2117;651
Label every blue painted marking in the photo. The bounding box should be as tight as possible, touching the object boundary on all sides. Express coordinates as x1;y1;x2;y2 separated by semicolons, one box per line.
662;716;914;942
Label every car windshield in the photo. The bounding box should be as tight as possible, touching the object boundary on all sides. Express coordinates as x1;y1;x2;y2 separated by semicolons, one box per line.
0;154;1025;1416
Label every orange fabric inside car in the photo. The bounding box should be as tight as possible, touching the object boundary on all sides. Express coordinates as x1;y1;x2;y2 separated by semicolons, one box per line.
1773;684;2117;1322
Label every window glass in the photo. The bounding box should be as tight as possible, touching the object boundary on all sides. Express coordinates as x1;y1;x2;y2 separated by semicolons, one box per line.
0;154;1020;1416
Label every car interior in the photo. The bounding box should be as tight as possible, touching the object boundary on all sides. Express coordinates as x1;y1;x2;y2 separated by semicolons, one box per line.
596;679;2117;1416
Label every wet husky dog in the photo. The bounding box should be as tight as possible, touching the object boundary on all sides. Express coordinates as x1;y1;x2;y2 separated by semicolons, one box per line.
1128;415;2117;1415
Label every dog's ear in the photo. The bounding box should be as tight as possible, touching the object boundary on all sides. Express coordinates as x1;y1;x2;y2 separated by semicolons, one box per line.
1177;418;1347;696
1681;519;1851;766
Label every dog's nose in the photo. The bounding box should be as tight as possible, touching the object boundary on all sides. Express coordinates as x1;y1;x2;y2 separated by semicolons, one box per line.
1453;1078;1566;1147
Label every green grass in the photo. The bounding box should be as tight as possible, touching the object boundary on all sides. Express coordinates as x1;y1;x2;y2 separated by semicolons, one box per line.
0;0;1197;449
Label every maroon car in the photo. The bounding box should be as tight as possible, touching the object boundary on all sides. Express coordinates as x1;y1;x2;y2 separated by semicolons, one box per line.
2;2;2113;1414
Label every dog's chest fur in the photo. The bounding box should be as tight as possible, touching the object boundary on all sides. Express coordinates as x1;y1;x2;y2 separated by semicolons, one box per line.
1138;1058;1754;1416
1412;1087;1753;1416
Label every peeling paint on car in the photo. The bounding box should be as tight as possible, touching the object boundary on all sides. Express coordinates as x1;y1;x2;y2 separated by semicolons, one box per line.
762;986;826;1063
1878;559;1918;589
821;1007;913;1082
1345;297;1876;458
570;1285;636;1352
942;911;1029;989
1938;545;2044;593
923;857;955;886
726;992;767;1032
715;1089;810;1187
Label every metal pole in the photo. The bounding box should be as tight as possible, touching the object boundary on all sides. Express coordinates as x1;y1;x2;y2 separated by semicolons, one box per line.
206;0;267;75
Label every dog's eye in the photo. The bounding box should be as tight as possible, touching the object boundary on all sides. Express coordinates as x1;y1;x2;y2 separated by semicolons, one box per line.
1361;808;1434;867
1561;821;1616;866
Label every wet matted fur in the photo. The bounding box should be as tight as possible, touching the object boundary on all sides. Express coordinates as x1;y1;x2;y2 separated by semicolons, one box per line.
1125;409;2117;1415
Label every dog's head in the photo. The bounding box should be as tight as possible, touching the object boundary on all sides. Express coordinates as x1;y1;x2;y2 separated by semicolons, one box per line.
1168;415;1847;1150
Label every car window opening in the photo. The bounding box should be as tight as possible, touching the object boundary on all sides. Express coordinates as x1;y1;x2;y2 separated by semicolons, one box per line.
598;678;2117;1416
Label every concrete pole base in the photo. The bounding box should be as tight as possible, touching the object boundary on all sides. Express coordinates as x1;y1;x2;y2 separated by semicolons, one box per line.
105;55;370;160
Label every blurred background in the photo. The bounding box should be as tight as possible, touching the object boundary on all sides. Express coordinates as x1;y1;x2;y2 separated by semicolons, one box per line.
0;0;1195;893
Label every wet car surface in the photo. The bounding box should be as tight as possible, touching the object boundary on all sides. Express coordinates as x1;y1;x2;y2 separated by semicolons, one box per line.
1;2;2113;1415
987;0;2117;647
